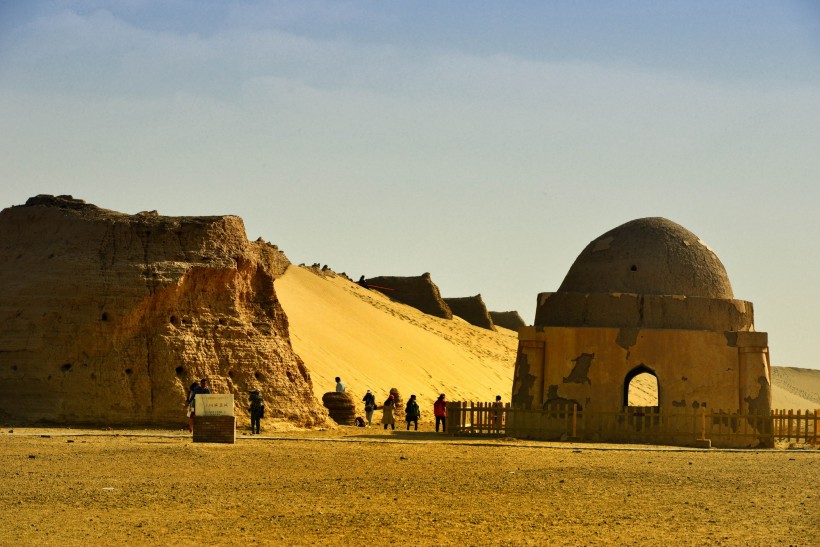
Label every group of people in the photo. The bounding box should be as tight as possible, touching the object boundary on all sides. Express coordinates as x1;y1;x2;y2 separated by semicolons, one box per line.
185;374;496;436
359;388;449;432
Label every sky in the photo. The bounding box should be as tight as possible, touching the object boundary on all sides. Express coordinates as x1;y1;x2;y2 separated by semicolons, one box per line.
1;1;819;369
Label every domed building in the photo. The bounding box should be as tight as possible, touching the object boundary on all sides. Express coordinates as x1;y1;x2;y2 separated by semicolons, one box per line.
511;218;772;447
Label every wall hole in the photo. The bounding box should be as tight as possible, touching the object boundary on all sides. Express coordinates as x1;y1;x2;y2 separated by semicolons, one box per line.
175;366;184;376
254;371;265;382
101;312;108;321
170;315;179;326
125;368;133;376
61;363;72;372
630;265;638;272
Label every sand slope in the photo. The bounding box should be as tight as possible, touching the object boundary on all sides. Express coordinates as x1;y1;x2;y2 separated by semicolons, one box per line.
277;266;517;414
277;266;819;415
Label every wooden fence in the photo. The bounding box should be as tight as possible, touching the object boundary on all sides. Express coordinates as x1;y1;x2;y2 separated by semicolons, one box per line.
446;402;819;448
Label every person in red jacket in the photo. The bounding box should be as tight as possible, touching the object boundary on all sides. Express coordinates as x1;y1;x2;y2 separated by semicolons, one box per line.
433;393;447;433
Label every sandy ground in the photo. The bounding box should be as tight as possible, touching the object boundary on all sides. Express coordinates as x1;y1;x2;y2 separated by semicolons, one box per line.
1;427;817;546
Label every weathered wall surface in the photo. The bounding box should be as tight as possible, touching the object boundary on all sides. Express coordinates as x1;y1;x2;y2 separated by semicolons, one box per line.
365;273;452;319
0;195;328;427
513;326;771;447
489;311;526;331
534;292;754;331
443;295;495;330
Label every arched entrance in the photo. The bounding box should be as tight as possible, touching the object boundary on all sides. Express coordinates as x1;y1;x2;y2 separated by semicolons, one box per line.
623;365;660;432
623;364;660;407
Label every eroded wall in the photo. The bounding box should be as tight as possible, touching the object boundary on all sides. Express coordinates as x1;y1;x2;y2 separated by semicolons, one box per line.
512;325;771;447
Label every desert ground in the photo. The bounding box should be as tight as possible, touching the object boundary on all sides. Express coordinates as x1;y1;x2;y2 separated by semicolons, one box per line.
1;426;817;546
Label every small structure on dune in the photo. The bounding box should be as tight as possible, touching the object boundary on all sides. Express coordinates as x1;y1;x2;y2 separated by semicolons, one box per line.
443;295;495;330
489;311;526;331
364;273;452;319
322;392;356;426
389;387;405;422
510;217;772;448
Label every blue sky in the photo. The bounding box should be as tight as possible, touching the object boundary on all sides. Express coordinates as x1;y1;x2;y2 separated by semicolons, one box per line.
2;1;819;369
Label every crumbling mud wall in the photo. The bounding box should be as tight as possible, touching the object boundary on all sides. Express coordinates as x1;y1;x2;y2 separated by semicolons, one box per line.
489;311;525;331
0;195;328;427
365;273;452;319
443;295;495;330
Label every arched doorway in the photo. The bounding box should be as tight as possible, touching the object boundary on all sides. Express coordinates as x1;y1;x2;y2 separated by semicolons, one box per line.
623;365;660;432
623;364;660;407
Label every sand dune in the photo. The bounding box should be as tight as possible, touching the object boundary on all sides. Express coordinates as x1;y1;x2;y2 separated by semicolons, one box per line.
277;266;517;414
277;266;819;417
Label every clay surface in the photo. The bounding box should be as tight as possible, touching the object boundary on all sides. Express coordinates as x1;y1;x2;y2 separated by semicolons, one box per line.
489;310;526;331
559;217;734;298
0;195;327;427
443;294;495;330
365;273;452;319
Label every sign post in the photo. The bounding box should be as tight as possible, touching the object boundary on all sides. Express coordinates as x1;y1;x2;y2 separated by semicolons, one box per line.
193;394;236;444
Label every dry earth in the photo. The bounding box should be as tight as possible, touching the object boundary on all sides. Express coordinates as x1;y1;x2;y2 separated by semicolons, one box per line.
1;427;817;546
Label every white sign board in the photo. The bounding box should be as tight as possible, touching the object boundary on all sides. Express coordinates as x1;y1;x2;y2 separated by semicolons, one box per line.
195;394;235;417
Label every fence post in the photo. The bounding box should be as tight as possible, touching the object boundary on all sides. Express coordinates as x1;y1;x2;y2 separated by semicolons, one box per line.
787;409;793;442
815;409;819;446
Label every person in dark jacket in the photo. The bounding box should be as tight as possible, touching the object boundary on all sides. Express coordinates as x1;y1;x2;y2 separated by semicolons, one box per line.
185;380;200;432
405;394;421;431
362;389;376;426
249;390;265;434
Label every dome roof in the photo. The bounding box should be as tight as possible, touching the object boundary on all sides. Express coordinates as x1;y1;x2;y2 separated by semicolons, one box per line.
558;217;734;299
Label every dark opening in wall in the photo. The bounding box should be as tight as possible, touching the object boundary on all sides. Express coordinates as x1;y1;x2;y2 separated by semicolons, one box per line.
125;368;133;376
61;363;72;372
170;315;179;326
219;318;227;326
630;265;638;272
254;371;265;382
101;312;108;321
175;366;184;376
227;370;235;378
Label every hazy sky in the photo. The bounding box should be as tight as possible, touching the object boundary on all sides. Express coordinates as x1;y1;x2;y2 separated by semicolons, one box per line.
2;1;819;369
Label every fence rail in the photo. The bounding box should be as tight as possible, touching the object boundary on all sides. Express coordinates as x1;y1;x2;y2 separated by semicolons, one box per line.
446;402;819;448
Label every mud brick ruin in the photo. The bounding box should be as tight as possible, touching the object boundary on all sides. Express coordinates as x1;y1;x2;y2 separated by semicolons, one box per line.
511;217;772;447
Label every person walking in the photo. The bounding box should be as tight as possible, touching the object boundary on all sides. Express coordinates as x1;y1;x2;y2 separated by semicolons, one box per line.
434;393;447;433
335;377;346;393
382;394;396;430
405;394;420;431
493;395;503;434
185;380;200;432
249;390;265;434
362;389;376;426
